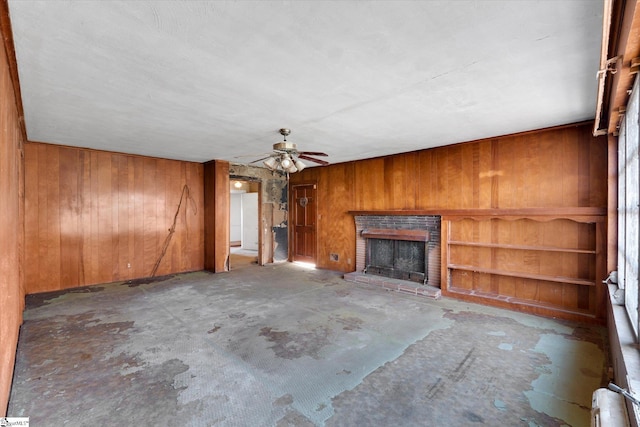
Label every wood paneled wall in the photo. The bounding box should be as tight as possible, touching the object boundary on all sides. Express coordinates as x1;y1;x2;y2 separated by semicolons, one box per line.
0;11;25;414
290;124;608;320
24;143;205;294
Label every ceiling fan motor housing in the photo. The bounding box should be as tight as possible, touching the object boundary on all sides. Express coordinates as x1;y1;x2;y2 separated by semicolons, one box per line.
273;142;297;152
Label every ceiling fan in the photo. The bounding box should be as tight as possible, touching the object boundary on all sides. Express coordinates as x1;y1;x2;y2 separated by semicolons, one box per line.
251;128;329;173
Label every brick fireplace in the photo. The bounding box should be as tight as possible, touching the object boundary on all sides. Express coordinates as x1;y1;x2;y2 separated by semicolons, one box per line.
345;214;441;296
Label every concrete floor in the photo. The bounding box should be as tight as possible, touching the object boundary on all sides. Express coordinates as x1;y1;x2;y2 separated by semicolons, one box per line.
8;256;608;426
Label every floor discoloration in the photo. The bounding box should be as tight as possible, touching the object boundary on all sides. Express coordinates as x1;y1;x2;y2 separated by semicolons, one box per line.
25;286;106;308
259;326;331;360
8;265;608;426
123;274;175;287
327;309;606;426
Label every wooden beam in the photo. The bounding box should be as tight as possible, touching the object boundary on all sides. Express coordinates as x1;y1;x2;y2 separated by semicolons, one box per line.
606;0;640;134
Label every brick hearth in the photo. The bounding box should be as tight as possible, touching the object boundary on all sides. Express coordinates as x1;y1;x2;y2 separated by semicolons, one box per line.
343;271;441;299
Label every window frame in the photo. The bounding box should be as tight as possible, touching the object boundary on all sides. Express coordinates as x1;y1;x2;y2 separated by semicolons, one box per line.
617;75;640;338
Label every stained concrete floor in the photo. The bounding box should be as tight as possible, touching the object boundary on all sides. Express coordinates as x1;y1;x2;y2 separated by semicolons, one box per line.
8;257;608;426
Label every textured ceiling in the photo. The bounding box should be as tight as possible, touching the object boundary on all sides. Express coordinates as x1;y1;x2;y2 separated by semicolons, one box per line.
8;1;603;166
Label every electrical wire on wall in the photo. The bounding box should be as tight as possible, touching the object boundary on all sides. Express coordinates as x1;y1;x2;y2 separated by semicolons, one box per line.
150;184;197;277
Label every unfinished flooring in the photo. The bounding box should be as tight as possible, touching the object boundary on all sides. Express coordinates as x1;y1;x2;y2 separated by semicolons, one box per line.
8;261;608;426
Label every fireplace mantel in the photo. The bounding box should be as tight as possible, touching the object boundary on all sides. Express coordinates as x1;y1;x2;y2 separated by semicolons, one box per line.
349;207;606;221
361;228;429;242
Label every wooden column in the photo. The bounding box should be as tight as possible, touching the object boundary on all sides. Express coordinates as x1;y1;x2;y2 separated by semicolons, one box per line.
204;160;230;272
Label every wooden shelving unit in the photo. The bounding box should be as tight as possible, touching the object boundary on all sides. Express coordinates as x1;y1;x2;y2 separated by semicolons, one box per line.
447;263;596;287
447;240;597;254
440;208;607;323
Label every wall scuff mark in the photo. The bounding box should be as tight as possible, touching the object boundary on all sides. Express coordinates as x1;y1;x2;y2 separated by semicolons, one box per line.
151;184;197;277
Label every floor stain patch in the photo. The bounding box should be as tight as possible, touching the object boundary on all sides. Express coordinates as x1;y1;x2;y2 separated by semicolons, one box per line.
273;394;293;406
463;410;484;423
124;274;174;287
494;398;507;411
259;326;331;359
207;325;221;334
276;409;315;427
9;313;189;424
327;309;603;426
332;314;364;331
25;286;106;308
525;333;605;426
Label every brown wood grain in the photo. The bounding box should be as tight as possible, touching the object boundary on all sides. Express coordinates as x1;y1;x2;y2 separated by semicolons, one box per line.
214;161;230;272
203;160;229;272
317;164;355;270
292;123;608;321
0;10;25;412
24;142;205;292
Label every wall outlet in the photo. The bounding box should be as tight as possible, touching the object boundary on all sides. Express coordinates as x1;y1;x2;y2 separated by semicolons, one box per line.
127;263;131;269
330;253;339;262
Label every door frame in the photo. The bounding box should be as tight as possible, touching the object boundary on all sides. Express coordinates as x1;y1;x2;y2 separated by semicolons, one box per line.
229;176;263;266
289;181;318;264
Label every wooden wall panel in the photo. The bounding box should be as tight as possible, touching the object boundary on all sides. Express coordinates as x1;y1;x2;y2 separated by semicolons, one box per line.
0;11;25;414
354;158;385;210
24;143;204;293
292;124;607;268
316;163;356;270
290;123;608;321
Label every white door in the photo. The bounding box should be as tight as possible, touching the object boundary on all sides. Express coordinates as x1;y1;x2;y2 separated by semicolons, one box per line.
241;192;259;250
230;193;242;244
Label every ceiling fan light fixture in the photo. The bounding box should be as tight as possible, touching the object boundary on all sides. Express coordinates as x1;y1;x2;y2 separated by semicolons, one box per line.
263;156;278;170
294;159;306;172
254;128;327;173
280;155;293;170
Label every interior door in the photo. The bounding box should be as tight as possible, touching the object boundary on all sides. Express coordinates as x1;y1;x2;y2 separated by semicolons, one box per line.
291;183;317;264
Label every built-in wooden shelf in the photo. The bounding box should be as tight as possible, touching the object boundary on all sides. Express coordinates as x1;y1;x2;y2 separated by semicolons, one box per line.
447;240;597;254
448;263;596;287
349;207;606;221
446;286;596;319
440;208;607;323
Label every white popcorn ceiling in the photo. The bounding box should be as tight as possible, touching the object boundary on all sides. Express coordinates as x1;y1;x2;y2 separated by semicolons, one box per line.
8;0;603;164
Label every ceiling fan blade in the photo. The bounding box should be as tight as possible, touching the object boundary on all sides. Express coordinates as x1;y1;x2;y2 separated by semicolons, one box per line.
249;156;271;164
233;151;271;158
298;151;328;156
299;154;330;166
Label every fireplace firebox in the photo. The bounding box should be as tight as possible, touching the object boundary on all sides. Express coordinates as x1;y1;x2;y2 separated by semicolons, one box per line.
353;215;441;288
363;229;429;284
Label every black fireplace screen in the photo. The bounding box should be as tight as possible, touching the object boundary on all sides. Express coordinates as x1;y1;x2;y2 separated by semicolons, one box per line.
365;238;427;283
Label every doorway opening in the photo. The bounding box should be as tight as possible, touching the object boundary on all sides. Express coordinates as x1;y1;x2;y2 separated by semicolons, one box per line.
230;178;261;268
